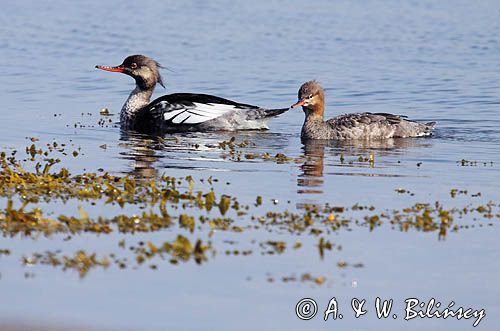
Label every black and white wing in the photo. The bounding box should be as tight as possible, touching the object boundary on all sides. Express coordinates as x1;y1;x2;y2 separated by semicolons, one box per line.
146;93;260;126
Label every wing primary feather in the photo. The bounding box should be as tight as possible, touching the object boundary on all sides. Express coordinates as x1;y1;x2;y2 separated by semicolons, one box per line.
186;110;211;117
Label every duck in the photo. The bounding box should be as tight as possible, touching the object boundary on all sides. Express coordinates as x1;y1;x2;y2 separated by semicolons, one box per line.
96;55;288;132
291;81;436;140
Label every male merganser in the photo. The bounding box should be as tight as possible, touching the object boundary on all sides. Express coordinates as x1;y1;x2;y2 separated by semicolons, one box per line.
96;55;288;132
292;81;436;140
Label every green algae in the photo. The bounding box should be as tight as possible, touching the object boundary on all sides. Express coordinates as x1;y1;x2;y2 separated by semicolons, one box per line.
0;139;498;279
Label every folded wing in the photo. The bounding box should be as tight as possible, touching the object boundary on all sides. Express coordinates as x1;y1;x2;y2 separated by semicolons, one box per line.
147;93;259;126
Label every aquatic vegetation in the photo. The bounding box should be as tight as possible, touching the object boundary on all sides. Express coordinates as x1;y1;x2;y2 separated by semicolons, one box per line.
125;235;212;266
216;137;380;167
269;273;328;286
217;137;302;163
395;188;414;195
22;250;110;278
458;159;494;167
0;140;498;279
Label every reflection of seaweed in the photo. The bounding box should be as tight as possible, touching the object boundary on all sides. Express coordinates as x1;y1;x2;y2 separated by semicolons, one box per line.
1;140;497;279
4;195;497;277
22;235;212;278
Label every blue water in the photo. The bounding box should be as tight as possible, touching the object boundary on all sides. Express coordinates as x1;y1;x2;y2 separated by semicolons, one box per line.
1;1;500;330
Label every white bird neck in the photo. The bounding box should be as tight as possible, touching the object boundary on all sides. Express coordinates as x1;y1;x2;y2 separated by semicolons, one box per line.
121;86;154;123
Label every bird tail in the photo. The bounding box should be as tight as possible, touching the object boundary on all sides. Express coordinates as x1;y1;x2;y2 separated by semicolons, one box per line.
418;121;436;136
264;107;290;118
246;107;290;120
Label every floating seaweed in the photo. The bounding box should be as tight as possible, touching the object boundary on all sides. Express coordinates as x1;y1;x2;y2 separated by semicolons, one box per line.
0;140;498;279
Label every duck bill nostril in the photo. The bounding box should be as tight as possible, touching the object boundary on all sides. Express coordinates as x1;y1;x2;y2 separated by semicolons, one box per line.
291;99;305;108
95;65;125;73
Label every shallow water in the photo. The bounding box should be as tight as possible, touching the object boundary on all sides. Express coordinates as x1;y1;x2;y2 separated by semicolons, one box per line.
1;0;500;330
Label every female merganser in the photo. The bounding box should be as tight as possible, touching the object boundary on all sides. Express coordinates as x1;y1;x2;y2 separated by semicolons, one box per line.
96;55;288;132
291;81;436;140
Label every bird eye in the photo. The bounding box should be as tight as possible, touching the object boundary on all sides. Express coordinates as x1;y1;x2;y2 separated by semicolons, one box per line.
130;62;138;69
308;94;313;99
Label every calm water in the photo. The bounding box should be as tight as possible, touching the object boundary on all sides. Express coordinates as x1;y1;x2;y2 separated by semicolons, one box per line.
1;1;500;330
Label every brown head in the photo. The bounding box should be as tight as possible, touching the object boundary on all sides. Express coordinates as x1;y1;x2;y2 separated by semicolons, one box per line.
96;54;165;91
291;80;325;118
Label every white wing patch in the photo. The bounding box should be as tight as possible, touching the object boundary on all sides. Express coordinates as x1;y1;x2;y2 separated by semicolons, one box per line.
163;103;238;125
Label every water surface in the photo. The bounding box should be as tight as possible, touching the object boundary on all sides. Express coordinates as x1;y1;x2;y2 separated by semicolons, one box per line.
1;1;499;330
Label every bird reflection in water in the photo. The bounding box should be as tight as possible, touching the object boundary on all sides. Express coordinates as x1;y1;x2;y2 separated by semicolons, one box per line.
298;140;327;194
118;130;166;179
118;130;290;180
298;138;434;195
